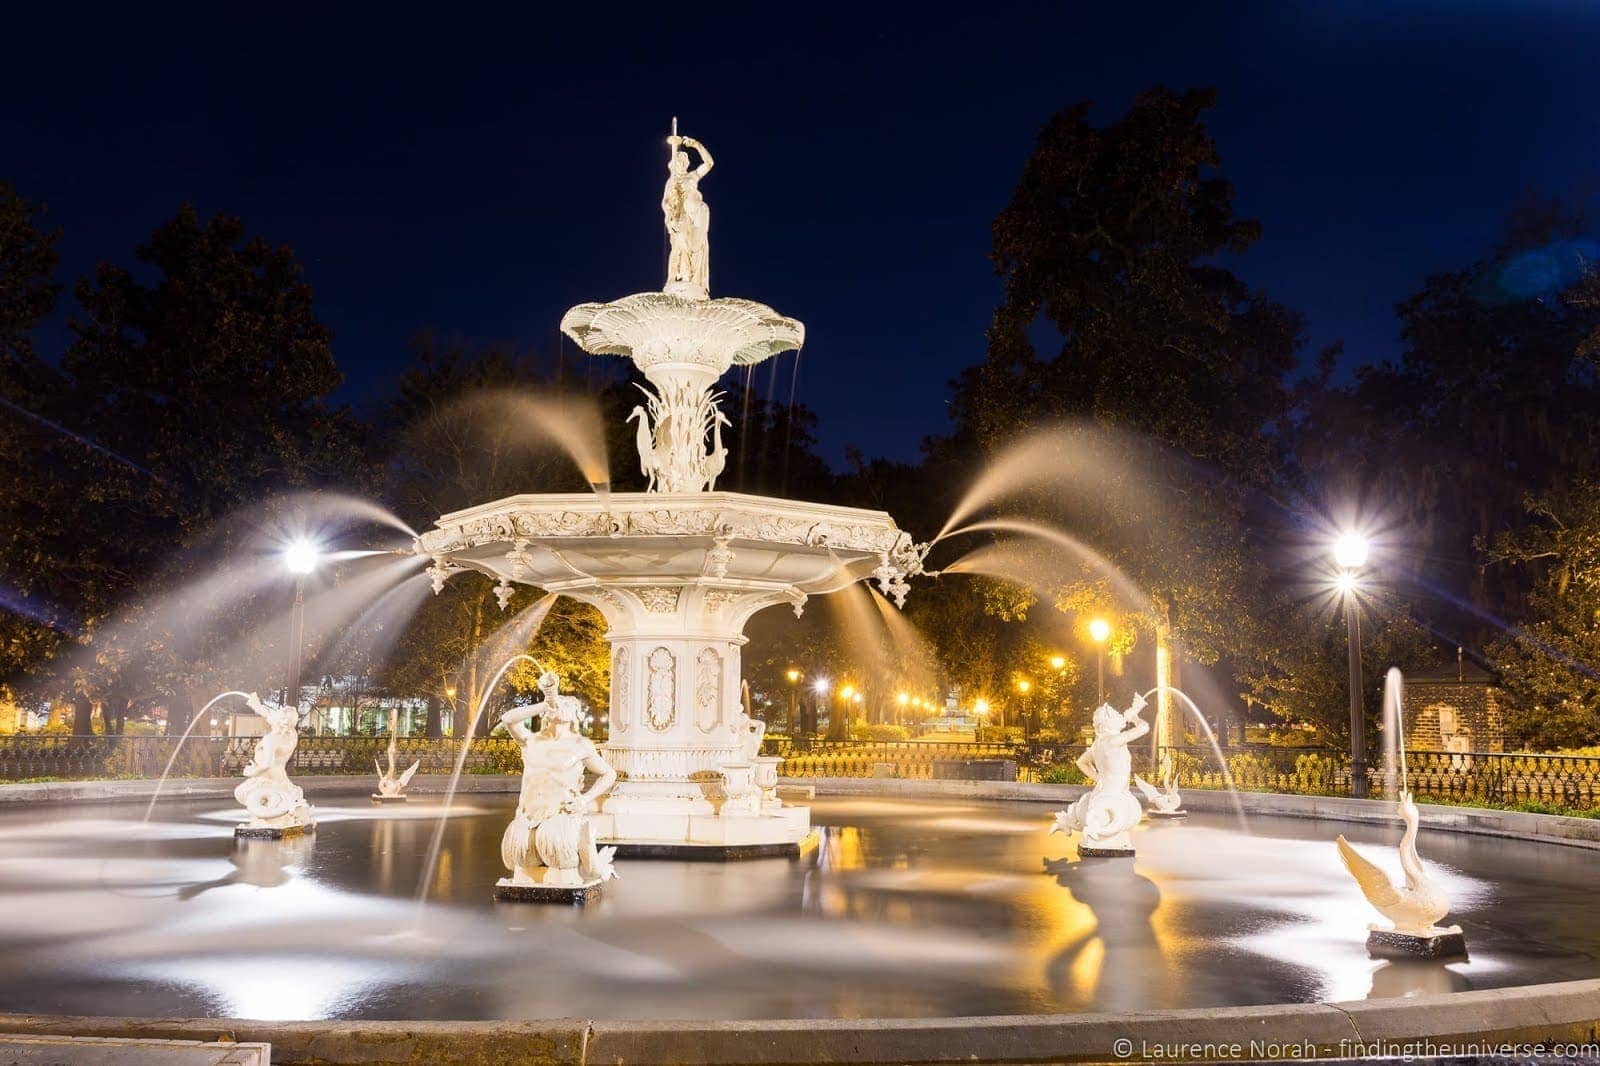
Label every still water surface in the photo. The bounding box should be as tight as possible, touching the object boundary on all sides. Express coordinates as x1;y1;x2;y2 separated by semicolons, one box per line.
0;794;1594;1020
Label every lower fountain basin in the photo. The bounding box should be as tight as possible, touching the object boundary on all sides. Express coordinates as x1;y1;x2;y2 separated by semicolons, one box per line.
0;789;1595;1023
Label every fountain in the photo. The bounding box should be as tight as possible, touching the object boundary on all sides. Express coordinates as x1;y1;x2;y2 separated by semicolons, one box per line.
492;670;619;902
1335;668;1467;960
372;707;419;803
413;124;928;856
1134;750;1185;818
1049;693;1150;856
232;693;315;839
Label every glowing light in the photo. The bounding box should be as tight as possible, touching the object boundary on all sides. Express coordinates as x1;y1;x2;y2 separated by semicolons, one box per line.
852;692;864;705
283;538;321;575
1088;618;1111;644
1049;655;1067;671
896;692;910;706
839;684;855;700
786;668;802;684
1335;571;1358;594
1333;532;1370;570
974;698;990;716
812;677;831;696
1016;679;1032;694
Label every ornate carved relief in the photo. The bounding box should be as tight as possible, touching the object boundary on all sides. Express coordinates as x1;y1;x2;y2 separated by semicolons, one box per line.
646;647;676;731
702;589;740;613
635;587;682;614
612;645;630;734
603;744;744;780
695;647;723;732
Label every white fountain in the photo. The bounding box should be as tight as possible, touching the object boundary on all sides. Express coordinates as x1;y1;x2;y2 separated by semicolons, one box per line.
373;707;420;803
1335;668;1466;959
415;124;928;856
1134;750;1185;818
233;693;316;839
1050;693;1149;856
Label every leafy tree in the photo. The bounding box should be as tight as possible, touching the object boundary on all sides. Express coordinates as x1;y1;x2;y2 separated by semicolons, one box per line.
1483;484;1600;749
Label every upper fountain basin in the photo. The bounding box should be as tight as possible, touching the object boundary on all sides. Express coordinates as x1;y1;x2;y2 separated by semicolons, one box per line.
417;491;922;616
560;293;804;381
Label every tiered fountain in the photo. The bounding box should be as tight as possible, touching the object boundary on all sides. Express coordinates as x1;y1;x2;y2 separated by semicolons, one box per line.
414;124;929;856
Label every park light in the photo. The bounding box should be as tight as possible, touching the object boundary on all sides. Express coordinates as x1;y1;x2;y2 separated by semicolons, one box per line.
896;691;910;706
974;698;990;716
283;537;322;575
1333;532;1370;570
1049;654;1066;671
1335;571;1359;594
1088;618;1111;644
852;692;864;705
839;683;855;700
812;677;831;696
786;668;802;684
1016;679;1031;694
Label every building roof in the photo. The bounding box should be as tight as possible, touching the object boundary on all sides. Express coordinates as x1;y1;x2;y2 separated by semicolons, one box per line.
1405;661;1495;685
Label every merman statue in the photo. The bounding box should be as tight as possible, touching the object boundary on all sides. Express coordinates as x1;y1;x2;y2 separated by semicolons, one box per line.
234;693;315;838
493;670;619;902
1050;694;1149;856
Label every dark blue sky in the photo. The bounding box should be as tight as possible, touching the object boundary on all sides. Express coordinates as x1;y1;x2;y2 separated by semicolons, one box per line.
6;3;1598;465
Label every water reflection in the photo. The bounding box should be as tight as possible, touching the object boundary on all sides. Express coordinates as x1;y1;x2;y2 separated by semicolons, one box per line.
0;795;1593;1022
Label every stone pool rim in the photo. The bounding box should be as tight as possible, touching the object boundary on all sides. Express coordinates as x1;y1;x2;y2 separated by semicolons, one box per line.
0;775;1595;1064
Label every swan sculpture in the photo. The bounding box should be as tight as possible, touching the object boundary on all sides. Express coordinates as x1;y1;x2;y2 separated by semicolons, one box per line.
1336;790;1461;941
373;708;420;802
1133;751;1184;817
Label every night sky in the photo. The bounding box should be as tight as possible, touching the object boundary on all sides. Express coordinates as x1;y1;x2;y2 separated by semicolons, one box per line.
7;4;1598;465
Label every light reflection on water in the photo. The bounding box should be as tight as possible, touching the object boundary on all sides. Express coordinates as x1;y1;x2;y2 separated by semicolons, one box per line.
0;794;1594;1021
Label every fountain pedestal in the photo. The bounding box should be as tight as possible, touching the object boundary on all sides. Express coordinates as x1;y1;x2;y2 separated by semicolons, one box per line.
1366;927;1468;960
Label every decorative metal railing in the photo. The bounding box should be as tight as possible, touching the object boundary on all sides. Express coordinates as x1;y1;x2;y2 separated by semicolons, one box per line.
3;734;1598;812
0;734;521;782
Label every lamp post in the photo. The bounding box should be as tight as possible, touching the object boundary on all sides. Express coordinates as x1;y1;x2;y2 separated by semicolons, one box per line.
785;668;802;734
1334;533;1370;799
810;677;830;749
1088;618;1112;704
1016;678;1033;740
282;538;320;728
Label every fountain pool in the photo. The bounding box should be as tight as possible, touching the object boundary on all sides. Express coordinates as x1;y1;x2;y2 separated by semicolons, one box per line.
0;791;1596;1023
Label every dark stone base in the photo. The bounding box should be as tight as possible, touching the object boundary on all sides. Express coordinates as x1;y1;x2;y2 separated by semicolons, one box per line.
1366;928;1468;960
1148;810;1188;819
1077;844;1135;858
493;881;603;904
370;794;408;803
234;823;313;840
606;840;803;861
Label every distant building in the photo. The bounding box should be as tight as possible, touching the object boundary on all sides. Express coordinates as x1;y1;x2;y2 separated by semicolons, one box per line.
1402;662;1504;752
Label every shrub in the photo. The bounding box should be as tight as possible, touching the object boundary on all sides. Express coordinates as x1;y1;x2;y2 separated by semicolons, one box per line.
1038;762;1086;785
865;723;911;742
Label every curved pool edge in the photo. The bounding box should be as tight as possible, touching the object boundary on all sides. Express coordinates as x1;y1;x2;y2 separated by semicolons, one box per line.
0;979;1596;1065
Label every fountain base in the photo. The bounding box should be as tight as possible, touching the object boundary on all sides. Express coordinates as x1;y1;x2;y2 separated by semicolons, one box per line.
591;804;811;853
1078;844;1136;859
1366;927;1468;960
1148;810;1187;819
234;823;313;841
494;878;603;905
370;794;408;804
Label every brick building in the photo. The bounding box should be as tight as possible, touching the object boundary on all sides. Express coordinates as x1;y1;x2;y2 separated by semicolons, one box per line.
1401;662;1504;752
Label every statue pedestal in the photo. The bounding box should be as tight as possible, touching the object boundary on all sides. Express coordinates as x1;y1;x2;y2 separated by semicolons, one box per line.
370;794;408;804
1366;927;1468;960
1148;809;1186;819
1077;844;1135;859
494;877;604;905
235;823;313;841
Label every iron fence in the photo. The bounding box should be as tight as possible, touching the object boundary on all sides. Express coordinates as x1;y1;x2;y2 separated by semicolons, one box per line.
0;734;521;782
4;733;1599;812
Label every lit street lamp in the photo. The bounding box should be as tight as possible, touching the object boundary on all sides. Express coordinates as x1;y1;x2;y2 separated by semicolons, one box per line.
282;538;321;730
785;667;802;734
1333;533;1371;799
1016;678;1032;740
1088;618;1112;704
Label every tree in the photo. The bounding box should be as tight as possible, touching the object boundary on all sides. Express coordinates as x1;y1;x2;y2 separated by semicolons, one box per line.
1483;484;1600;749
938;87;1304;744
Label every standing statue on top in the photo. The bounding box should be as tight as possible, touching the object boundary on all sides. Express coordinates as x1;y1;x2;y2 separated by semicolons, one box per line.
234;692;315;838
663;120;713;300
493;670;619;901
1050;694;1149;856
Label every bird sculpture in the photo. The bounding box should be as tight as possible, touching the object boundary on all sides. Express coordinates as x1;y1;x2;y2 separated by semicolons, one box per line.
1335;790;1458;937
1133;752;1184;816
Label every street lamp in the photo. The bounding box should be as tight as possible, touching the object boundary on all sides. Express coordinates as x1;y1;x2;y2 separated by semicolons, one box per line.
1334;532;1371;798
1088;618;1112;704
281;537;321;728
785;667;802;734
1016;678;1033;740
